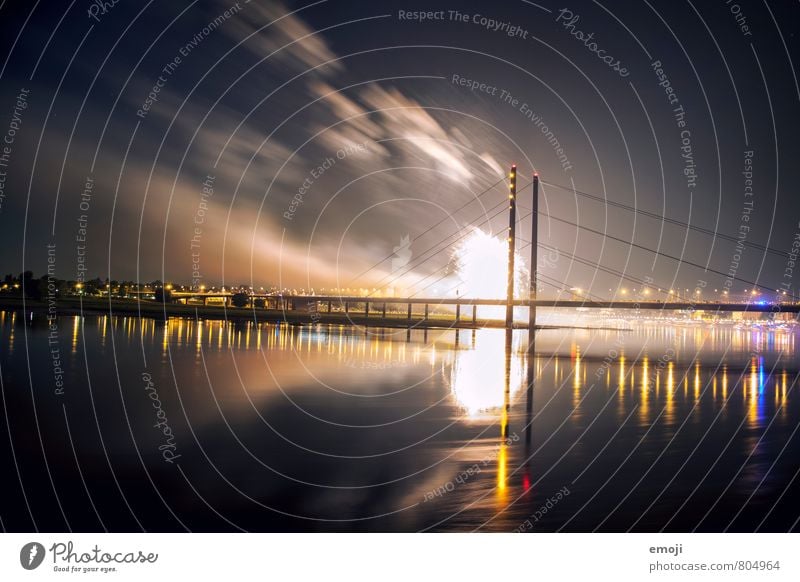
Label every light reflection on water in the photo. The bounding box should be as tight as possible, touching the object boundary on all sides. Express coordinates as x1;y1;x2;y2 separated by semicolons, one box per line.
0;310;798;532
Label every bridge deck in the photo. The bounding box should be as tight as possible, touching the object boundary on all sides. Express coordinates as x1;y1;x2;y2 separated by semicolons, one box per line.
169;293;799;313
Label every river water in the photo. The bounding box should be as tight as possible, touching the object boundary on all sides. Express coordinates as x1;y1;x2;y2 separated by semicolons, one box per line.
1;310;798;531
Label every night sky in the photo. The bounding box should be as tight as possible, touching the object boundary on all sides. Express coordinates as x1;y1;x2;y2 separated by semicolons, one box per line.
0;0;798;299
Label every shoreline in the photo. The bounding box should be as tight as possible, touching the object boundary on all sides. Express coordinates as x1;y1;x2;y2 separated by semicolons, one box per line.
0;296;628;331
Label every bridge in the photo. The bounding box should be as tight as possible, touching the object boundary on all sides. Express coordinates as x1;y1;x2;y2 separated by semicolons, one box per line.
169;292;797;312
165;165;797;330
161;292;797;330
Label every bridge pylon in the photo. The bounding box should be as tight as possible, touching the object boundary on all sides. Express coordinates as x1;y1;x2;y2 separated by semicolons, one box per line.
529;173;539;337
506;164;517;328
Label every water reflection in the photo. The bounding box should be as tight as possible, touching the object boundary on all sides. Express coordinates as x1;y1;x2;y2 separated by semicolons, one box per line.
1;313;795;423
449;329;525;417
665;361;675;422
1;311;798;531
